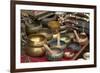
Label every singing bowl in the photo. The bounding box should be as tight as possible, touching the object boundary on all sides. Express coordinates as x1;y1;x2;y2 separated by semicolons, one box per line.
65;29;75;39
48;21;60;32
75;20;89;34
64;51;75;58
46;47;64;61
83;52;90;60
41;14;57;27
67;42;81;51
48;39;66;50
36;28;53;41
79;32;88;45
25;46;45;57
64;19;78;25
74;32;88;45
28;34;47;47
67;31;75;39
74;13;89;19
26;22;42;35
60;23;68;34
60;35;71;44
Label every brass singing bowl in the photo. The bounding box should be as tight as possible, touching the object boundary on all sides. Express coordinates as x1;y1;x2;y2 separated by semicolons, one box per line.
48;21;60;32
79;33;88;45
28;34;47;47
25;46;45;57
36;28;53;41
67;31;75;39
26;23;42;35
64;51;75;58
77;32;88;45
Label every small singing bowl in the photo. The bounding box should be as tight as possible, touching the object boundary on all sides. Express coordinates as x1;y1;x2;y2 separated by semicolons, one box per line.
61;35;71;44
28;34;47;47
46;47;64;61
83;52;90;60
79;32;88;45
67;31;75;39
26;23;42;35
64;51;75;58
48;21;60;32
74;32;88;45
41;14;56;26
25;46;45;57
67;42;81;51
48;39;66;50
37;28;53;41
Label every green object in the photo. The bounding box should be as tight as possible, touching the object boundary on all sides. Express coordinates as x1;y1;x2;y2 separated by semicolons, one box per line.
46;47;64;61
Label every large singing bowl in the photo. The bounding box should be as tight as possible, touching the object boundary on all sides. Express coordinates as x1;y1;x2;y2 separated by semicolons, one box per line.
28;34;47;47
25;46;45;57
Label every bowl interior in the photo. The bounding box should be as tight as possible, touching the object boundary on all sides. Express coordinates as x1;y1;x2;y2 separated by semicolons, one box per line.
49;39;66;46
38;28;53;36
67;42;81;51
29;34;46;43
47;48;63;55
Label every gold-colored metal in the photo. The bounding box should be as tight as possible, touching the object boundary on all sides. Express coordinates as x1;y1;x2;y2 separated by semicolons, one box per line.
28;34;47;47
25;46;45;57
78;32;88;45
48;21;60;32
73;30;88;45
37;28;53;40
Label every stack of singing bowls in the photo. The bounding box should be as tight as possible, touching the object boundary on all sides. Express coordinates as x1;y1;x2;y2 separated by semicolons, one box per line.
21;10;48;57
25;34;47;57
